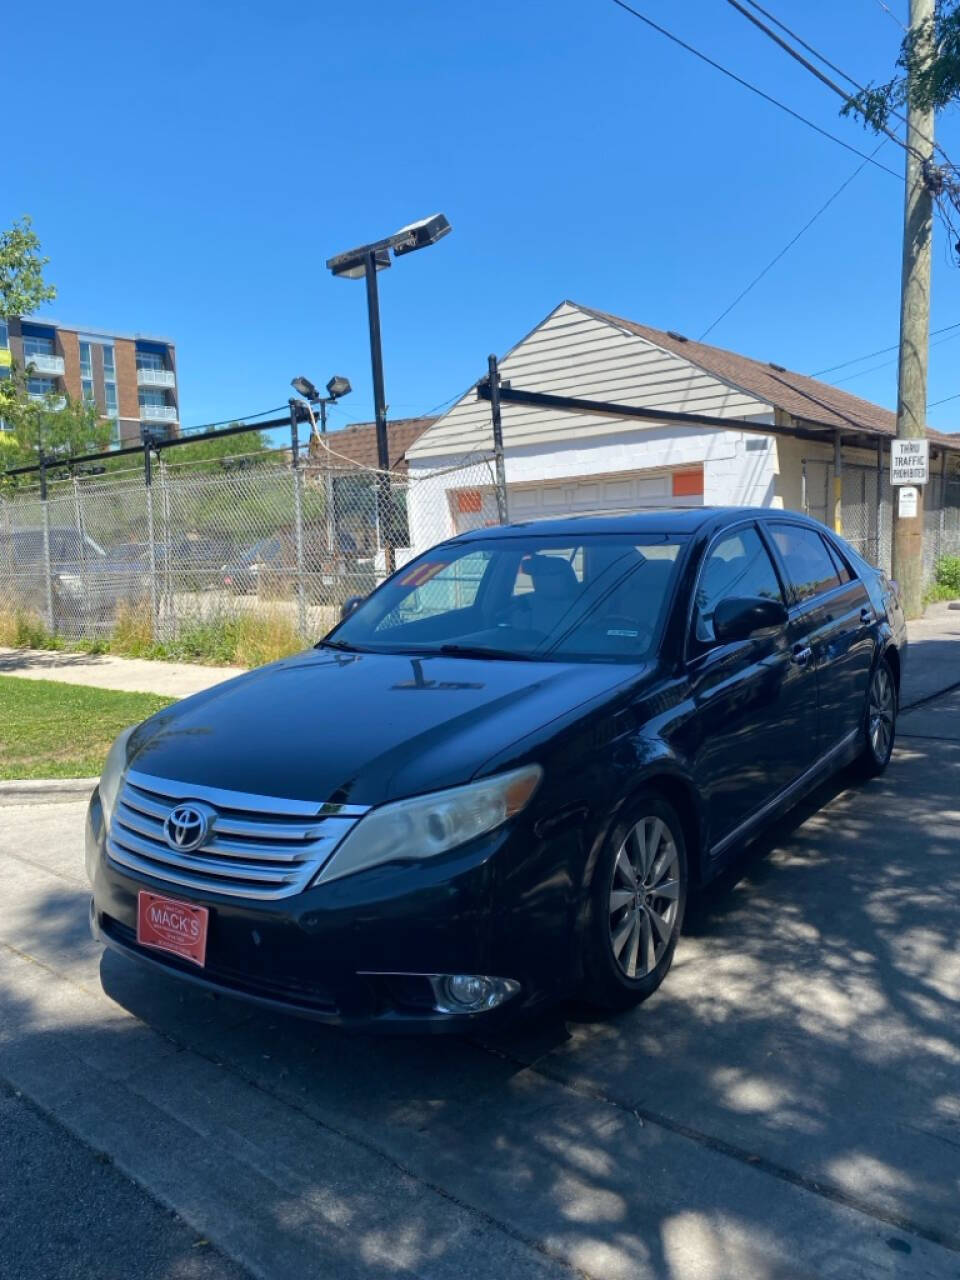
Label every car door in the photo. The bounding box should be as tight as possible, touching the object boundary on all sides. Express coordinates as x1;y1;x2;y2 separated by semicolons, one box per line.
684;521;819;849
764;521;876;754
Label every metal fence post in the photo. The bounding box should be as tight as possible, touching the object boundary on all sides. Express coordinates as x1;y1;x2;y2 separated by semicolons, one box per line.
158;459;174;640
487;354;509;524
143;436;158;640
73;475;89;639
289;401;308;640
39;458;55;634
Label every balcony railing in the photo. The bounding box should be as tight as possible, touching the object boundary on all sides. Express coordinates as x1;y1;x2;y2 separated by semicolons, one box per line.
26;353;65;376
28;394;67;411
136;367;176;388
139;404;179;423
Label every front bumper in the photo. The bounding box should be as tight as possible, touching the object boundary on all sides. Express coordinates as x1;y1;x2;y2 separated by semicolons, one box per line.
86;789;581;1032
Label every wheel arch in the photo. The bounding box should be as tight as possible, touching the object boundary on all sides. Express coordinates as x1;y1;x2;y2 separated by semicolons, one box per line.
882;642;901;697
582;764;706;894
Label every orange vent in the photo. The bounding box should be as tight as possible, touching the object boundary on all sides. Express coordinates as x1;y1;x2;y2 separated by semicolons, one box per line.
672;467;704;498
456;490;483;513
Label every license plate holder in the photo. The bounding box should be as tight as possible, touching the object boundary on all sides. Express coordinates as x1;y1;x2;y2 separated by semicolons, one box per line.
137;891;209;967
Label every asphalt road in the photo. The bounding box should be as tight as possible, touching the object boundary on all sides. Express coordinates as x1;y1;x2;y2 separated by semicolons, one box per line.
0;1083;250;1280
0;691;958;1279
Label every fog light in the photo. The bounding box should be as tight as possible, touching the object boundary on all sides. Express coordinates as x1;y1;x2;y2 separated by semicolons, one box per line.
430;974;521;1014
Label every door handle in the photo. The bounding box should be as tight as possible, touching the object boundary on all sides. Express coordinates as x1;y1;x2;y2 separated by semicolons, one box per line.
791;644;813;667
859;606;874;625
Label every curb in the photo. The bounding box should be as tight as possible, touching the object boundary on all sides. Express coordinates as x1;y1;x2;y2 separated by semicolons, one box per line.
0;778;97;806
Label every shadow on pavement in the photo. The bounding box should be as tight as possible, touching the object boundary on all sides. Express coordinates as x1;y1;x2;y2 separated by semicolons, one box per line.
2;730;958;1278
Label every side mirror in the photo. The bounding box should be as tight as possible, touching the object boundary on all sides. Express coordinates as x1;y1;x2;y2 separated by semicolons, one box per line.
713;595;788;644
340;594;365;621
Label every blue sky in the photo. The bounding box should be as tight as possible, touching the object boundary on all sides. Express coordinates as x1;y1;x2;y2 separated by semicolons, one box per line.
6;0;960;436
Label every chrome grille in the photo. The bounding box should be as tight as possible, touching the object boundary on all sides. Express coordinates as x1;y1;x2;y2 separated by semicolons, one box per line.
106;769;368;900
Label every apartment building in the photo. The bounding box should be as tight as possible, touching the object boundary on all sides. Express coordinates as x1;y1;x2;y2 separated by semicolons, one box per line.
0;316;179;446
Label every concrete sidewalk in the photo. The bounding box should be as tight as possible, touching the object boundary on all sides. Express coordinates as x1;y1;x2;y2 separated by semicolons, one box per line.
0;601;957;703
0;645;247;698
899;600;960;706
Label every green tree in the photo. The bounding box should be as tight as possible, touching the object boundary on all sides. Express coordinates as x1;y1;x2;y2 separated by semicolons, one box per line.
0;216;56;320
165;427;272;471
0;395;111;482
842;2;960;132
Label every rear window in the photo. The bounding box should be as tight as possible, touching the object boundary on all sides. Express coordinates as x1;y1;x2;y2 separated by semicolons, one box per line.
769;523;842;603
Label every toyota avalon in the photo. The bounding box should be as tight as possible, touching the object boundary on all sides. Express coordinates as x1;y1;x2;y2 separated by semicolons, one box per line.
86;508;905;1029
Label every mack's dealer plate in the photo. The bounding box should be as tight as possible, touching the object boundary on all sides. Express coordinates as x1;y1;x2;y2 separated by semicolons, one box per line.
137;891;209;967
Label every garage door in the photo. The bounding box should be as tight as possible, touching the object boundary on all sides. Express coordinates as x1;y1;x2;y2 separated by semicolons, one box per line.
452;467;703;534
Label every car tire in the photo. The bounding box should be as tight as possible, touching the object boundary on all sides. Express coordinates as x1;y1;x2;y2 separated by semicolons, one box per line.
855;656;897;778
581;792;688;1011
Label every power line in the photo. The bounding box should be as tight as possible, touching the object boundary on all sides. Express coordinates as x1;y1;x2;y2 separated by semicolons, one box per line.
732;0;954;173
928;389;960;407
814;320;960;378
873;0;906;32
725;0;921;163
699;139;886;340
175;404;288;438
606;0;900;178
740;0;864;92
810;320;960;376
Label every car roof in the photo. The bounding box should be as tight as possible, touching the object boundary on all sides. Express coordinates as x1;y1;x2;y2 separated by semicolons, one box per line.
450;507;816;541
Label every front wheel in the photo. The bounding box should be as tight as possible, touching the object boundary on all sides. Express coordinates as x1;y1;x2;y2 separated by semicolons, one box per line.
856;658;897;778
582;793;688;1011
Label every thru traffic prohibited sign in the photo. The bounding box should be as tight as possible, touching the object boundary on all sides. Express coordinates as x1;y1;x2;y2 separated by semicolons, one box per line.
890;439;929;486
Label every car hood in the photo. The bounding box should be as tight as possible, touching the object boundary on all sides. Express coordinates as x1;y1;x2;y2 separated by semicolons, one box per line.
127;648;645;807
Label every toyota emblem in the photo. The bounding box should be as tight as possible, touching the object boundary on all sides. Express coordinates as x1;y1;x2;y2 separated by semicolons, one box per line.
163;803;212;854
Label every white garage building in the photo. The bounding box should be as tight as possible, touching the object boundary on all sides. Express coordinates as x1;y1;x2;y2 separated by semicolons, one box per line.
404;300;959;565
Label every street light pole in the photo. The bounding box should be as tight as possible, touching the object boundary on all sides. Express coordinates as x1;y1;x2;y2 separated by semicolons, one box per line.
327;214;451;580
362;250;394;574
317;396;337;559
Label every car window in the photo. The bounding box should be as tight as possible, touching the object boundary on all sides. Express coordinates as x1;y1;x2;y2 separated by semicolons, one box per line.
822;536;853;584
694;526;784;643
769;523;842;602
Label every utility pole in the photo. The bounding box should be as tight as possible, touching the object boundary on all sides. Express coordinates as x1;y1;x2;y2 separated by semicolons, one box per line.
893;0;935;618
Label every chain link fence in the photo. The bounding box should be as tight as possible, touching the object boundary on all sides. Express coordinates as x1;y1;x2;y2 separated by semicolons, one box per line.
0;447;498;647
802;457;960;580
2;445;957;650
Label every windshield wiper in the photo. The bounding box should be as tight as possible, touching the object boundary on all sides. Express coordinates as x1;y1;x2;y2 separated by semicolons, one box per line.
316;638;361;653
437;643;535;662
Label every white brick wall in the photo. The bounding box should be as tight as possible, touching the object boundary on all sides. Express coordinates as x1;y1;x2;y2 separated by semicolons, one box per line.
407;422;782;556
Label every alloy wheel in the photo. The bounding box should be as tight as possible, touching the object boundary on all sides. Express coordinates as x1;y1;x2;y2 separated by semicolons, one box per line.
608;816;681;979
868;665;895;763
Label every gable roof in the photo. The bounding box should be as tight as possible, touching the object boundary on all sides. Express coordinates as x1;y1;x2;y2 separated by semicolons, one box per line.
577;303;958;449
307;416;436;473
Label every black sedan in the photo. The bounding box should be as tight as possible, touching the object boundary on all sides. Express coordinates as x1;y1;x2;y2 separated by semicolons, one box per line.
86;508;906;1029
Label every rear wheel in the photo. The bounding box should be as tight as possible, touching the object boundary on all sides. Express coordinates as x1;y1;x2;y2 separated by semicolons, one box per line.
582;793;688;1011
856;658;897;778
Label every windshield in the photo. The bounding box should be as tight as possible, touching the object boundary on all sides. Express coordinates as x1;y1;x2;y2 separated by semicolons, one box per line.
330;533;686;662
8;530;106;561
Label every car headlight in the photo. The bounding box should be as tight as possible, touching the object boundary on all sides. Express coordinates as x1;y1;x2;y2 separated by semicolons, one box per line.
314;764;543;886
98;726;135;830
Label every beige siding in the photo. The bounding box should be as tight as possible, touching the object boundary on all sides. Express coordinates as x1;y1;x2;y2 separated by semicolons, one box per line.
407;302;773;460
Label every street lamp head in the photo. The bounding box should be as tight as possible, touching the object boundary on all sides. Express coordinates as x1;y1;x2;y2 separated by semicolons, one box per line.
326;375;352;401
291;375;320;401
327;247;392;279
391;213;451;258
326;216;450;277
